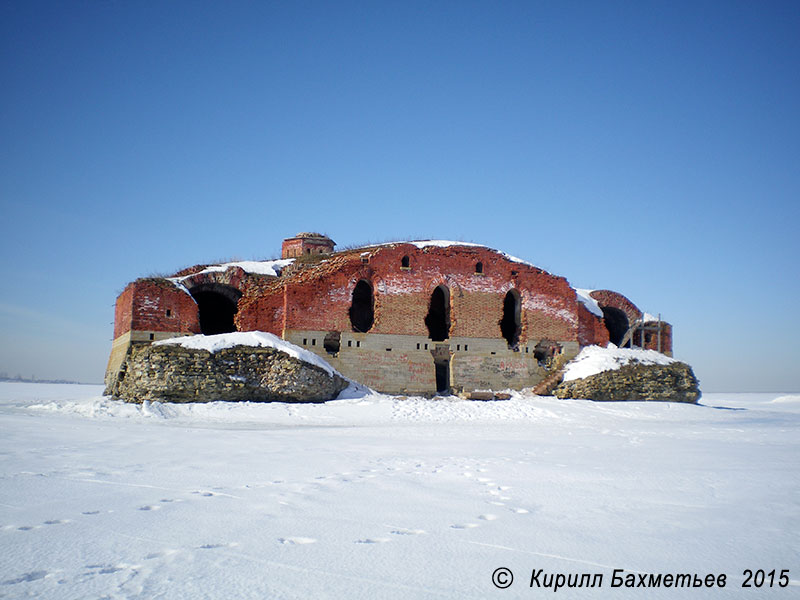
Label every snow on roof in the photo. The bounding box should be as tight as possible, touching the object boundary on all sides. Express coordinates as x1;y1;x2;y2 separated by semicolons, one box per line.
357;240;541;269
154;331;338;376
562;344;676;382
575;288;603;317
171;259;294;282
408;240;485;249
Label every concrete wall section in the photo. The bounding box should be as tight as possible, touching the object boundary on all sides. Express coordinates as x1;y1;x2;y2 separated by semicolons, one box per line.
284;329;577;395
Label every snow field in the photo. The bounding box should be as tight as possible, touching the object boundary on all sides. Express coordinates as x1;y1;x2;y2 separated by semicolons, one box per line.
0;383;798;599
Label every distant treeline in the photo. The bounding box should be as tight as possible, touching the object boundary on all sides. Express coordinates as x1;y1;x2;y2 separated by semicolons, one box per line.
0;375;100;385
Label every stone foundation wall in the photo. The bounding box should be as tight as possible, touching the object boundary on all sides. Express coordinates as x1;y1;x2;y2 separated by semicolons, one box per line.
109;343;348;404
553;362;700;403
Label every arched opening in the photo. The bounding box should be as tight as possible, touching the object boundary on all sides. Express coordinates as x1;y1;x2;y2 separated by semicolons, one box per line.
349;280;374;332
401;255;410;268
499;289;521;348
425;285;450;341
475;262;483;274
189;284;242;335
601;306;629;346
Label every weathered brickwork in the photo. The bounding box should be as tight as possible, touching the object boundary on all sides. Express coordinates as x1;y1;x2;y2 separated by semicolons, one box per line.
577;303;610;348
589;289;672;355
281;232;335;258
114;279;200;339
106;234;674;397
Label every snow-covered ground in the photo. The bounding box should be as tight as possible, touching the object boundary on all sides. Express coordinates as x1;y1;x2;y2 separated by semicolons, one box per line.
1;383;798;599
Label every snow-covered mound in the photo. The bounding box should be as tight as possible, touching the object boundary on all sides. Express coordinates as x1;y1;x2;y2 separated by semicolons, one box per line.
563;344;677;382
154;331;337;376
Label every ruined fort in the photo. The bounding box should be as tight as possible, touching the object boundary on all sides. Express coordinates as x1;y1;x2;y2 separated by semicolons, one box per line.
105;233;672;397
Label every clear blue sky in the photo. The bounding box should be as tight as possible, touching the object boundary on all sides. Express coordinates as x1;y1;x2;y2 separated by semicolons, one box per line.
2;1;798;391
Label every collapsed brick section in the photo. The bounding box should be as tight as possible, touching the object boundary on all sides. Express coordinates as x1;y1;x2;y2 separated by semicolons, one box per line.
107;236;674;396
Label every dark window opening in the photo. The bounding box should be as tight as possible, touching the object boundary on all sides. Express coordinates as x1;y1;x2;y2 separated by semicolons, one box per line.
357;341;361;348
500;289;521;348
324;331;341;355
149;333;155;341
464;344;468;351
166;309;172;317
303;338;307;345
645;332;653;344
190;284;241;335
475;262;483;274
601;306;629;346
401;255;410;268
311;339;315;346
348;340;352;347
431;346;450;394
416;343;420;349
349;280;374;332
435;361;449;393
425;286;450;341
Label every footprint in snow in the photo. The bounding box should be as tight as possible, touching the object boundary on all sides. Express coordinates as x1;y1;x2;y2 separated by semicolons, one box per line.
82;511;100;515
44;519;70;525
2;570;48;585
198;542;238;550
478;514;498;521
138;505;160;511
390;528;426;536
512;508;529;514
451;523;479;529
355;538;391;544
278;537;316;545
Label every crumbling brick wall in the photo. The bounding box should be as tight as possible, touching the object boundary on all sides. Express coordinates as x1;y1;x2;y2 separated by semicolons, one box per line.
267;244;580;344
113;279;200;338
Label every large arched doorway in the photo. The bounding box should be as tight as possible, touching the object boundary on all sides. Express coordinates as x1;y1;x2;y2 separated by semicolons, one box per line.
425;285;450;341
601;306;629;346
349;280;374;332
499;289;521;348
189;284;242;335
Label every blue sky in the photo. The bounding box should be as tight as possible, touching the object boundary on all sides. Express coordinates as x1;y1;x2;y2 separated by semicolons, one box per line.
1;1;798;391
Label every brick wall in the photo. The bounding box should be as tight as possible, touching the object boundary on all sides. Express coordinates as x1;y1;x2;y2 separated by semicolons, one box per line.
577;303;610;347
589;290;642;325
267;244;581;344
114;279;200;339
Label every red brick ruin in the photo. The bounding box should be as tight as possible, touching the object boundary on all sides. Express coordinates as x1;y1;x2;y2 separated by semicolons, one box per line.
106;233;672;395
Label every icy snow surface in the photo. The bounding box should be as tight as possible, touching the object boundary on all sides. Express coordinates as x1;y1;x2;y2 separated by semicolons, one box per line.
1;382;798;599
154;331;338;376
562;344;677;382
